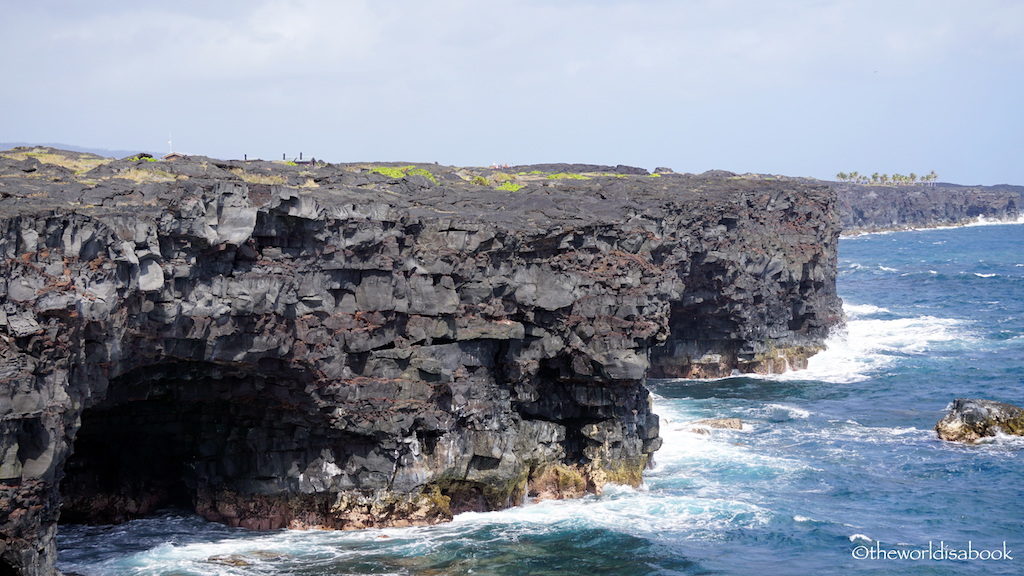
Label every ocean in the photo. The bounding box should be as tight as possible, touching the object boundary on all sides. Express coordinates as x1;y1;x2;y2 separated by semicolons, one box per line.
58;222;1024;575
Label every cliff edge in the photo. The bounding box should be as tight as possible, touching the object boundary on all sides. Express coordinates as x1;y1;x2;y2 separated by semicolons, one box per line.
0;148;841;575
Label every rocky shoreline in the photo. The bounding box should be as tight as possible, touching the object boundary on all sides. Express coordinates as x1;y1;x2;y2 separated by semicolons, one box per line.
0;148;843;575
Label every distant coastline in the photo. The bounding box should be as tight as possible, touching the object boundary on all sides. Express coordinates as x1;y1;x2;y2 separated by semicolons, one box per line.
841;213;1024;238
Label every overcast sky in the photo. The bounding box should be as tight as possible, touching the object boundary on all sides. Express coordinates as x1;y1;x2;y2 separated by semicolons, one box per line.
3;0;1022;184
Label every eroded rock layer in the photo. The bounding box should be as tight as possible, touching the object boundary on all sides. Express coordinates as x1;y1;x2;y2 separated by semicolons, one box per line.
0;150;841;575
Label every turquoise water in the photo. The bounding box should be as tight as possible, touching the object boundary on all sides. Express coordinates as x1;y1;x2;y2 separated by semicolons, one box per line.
58;223;1024;575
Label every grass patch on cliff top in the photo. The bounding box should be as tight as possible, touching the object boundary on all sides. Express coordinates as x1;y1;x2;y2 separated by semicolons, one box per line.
229;167;286;185
496;181;524;192
114;167;178;183
368;165;438;184
546;172;591;180
1;148;113;174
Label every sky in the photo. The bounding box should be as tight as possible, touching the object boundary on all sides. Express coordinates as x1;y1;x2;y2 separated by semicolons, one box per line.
2;0;1022;184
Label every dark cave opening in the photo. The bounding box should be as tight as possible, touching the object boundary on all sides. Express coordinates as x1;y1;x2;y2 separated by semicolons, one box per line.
59;360;320;525
59;396;203;523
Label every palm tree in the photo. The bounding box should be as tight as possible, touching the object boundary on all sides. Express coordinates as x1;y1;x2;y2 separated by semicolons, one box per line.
871;172;880;185
908;172;917;185
836;172;847;182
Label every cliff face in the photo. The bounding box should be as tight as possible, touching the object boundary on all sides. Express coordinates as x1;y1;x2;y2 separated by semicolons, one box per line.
0;149;841;575
837;182;1023;233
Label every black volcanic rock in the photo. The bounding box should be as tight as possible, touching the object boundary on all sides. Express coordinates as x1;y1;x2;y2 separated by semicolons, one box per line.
836;182;1023;233
0;149;842;575
936;398;1024;443
509;163;649;175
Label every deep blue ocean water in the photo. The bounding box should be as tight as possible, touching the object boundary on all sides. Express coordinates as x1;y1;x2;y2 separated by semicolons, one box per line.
58;223;1024;575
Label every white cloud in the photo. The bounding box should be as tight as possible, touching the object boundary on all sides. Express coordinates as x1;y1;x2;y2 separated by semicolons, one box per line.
2;0;1022;182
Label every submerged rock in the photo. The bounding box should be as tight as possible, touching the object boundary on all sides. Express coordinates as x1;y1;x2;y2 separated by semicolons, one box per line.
935;398;1024;443
690;418;744;432
0;149;842;575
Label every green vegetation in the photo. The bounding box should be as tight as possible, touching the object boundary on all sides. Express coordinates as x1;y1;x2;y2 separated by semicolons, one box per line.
647;173;662;178
369;165;438;184
546;172;591;180
472;175;490;186
125;155;158;163
405;167;438;184
836;170;937;186
370;166;407;179
496;181;524;192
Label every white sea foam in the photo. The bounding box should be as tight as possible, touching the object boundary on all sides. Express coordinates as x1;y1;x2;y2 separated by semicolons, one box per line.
763;304;970;383
793;515;812;523
841;213;1024;238
843;263;900;274
649;397;817;492
849;533;873;543
450;490;771;539
363;396;786;542
974;272;998;278
825;422;930;445
843;303;890;317
971;431;1024;448
760;403;811;421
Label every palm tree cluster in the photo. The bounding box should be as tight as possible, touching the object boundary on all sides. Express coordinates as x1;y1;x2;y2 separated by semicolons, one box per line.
835;171;938;186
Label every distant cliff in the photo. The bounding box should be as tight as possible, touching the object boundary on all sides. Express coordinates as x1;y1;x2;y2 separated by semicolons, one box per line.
0;148;842;576
836;182;1023;233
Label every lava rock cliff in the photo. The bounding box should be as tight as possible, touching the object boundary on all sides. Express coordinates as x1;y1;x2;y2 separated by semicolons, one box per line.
0;149;841;575
836;182;1023;233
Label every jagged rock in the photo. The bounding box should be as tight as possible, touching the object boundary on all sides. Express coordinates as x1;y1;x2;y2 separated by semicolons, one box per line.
935;398;1024;443
0;149;842;576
